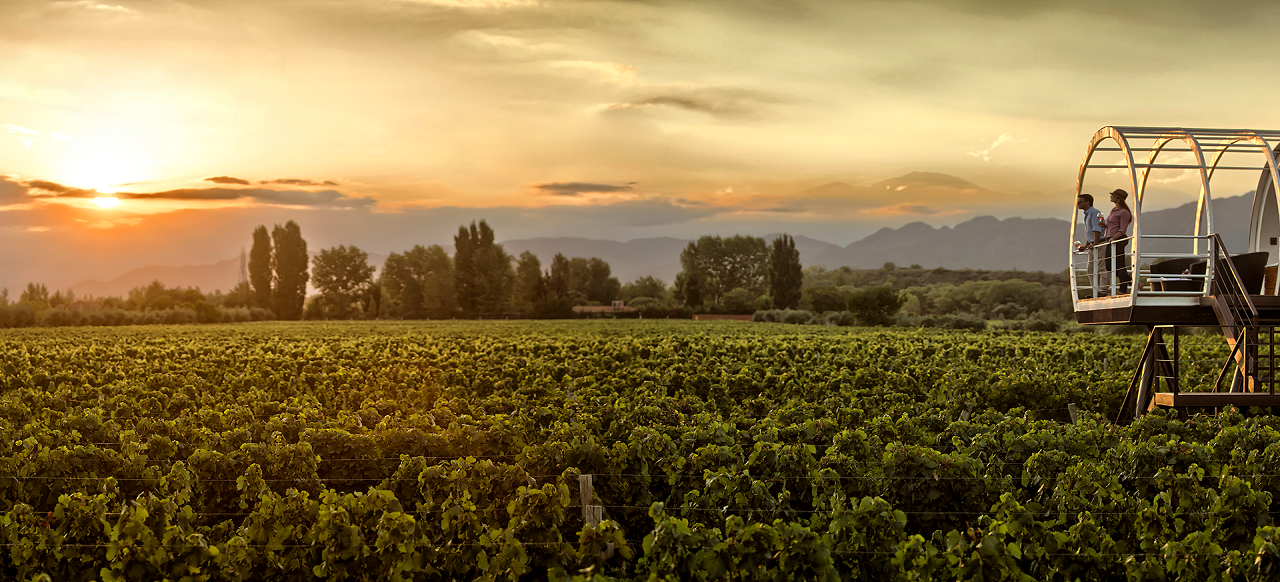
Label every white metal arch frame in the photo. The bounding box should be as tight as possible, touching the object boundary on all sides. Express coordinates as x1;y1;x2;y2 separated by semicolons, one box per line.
1070;126;1280;310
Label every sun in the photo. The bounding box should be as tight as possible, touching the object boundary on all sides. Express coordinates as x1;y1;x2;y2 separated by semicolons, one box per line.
93;196;121;208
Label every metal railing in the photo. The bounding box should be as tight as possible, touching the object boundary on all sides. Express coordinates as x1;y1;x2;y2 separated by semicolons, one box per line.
1072;234;1214;300
1209;233;1258;327
1071;236;1136;299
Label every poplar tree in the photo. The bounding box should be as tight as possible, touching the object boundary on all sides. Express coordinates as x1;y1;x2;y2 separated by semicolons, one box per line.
769;234;803;309
272;220;309;320
453;220;514;315
248;225;273;310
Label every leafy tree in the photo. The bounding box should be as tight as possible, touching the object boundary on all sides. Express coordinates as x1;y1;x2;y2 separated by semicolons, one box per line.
847;285;906;326
768;234;803;309
20;282;48;304
674;271;703;308
49;289;73;308
226;281;252;308
568;257;620;304
453;220;515;315
0;287;7;307
312;245;375;319
677;235;768;305
382;245;456;319
514;251;546;313
249;225;274;310
532;253;574;318
804;286;849;313
620;276;667;302
272;221;309;320
586;258;620;303
365;278;383;318
546;253;571;299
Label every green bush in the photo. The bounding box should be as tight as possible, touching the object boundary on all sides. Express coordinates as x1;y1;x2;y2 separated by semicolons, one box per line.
847;286;905;326
753;309;817;324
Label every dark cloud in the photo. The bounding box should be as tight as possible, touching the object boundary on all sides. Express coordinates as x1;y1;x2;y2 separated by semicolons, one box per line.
607;88;783;118
0;176;30;205
205;176;250;185
261;178;340;186
23;180;97;197
126;188;245;201
127;187;375;208
534;181;636;195
11;178;374;208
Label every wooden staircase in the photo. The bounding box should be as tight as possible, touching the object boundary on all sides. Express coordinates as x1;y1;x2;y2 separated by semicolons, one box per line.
1117;235;1280;422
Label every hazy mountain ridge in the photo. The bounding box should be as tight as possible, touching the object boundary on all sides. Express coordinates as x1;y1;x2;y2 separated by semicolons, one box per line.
69;193;1255;297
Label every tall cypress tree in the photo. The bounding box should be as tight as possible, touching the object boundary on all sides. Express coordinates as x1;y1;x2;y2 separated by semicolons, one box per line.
248;225;274;309
454;223;480;314
272;220;309;320
768;234;803;309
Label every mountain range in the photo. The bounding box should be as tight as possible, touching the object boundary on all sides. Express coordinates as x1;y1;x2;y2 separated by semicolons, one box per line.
69;193;1255;297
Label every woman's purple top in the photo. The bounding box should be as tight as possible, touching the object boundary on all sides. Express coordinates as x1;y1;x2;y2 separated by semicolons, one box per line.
1105;207;1131;239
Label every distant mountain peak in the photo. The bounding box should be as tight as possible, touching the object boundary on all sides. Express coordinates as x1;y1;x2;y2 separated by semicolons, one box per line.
873;172;983;191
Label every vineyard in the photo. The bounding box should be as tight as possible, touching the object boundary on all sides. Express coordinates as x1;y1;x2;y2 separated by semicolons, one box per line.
2;321;1279;580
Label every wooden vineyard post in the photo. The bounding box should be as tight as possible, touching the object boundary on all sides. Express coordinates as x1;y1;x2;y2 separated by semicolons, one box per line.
578;474;614;558
1068;403;1078;424
579;474;595;523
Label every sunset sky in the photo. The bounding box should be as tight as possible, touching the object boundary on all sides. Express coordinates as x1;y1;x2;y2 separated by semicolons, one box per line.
4;0;1280;291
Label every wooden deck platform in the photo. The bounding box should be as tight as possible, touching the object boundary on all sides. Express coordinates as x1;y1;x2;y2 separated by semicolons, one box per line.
1152;392;1280;408
1077;295;1280;326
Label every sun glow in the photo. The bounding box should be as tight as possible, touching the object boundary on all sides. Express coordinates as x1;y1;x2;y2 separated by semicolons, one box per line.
93;197;121;208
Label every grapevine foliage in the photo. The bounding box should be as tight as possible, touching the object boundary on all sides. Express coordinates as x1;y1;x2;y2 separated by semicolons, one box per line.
0;321;1278;580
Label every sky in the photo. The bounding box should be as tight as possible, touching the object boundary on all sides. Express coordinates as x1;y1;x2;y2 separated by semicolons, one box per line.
4;0;1280;291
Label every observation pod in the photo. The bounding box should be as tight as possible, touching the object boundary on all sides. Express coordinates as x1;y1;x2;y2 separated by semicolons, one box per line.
1069;126;1280;421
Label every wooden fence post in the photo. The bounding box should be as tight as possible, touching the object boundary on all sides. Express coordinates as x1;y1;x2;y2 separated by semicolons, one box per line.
579;474;594;521
579;474;612;557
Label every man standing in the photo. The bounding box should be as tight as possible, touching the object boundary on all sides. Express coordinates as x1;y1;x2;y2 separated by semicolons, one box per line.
1077;194;1105;297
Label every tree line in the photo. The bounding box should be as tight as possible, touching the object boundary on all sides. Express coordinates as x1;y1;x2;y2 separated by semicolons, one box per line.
0;218;1073;328
296;220;634;320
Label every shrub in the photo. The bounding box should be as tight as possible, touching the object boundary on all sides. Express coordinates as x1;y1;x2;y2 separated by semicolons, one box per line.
991;310;1062;332
628;297;660;309
753;309;817;324
720;287;757;315
847;286;906;326
36;308;82;327
820;311;856;326
902;313;987;330
6;304;37;328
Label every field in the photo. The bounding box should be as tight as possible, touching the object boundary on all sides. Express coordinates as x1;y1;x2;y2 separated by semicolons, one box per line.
2;320;1278;580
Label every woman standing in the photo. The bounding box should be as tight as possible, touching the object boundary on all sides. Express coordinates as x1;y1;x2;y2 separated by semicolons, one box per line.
1102;189;1133;295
